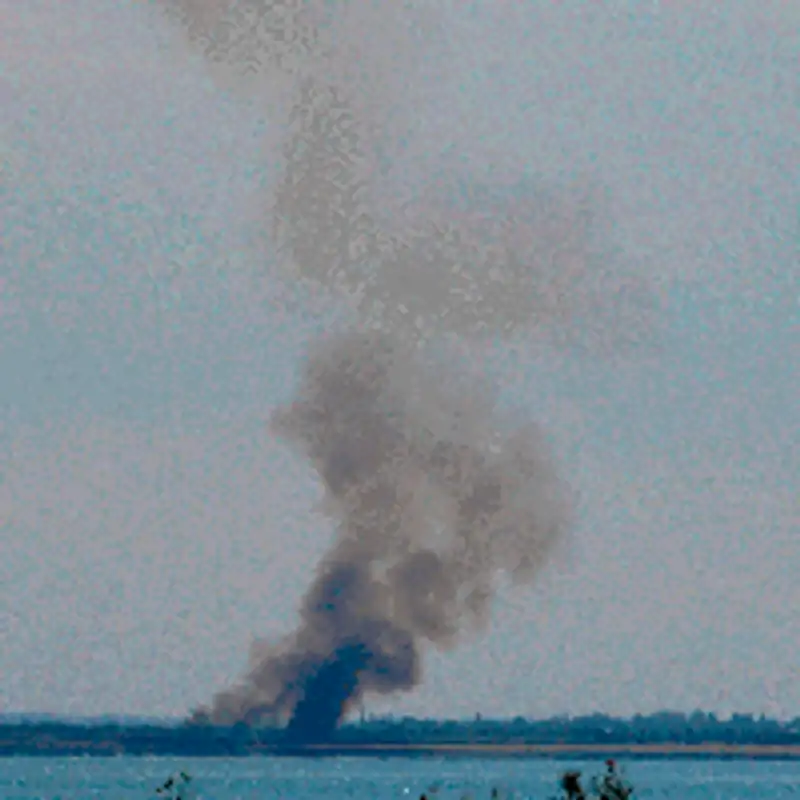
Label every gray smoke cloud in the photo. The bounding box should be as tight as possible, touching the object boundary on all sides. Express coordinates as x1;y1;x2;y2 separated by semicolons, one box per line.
154;0;649;738
196;330;570;738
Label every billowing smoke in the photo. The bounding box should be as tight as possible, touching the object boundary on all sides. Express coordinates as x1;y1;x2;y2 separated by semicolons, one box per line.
154;0;649;740
195;330;570;739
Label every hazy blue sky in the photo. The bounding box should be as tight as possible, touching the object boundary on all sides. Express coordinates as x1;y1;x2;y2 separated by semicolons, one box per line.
2;0;798;721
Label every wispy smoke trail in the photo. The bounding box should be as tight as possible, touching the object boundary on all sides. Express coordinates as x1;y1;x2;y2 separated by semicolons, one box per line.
155;0;657;350
152;0;644;739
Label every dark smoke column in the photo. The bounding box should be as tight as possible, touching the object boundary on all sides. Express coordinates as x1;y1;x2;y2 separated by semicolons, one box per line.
283;644;371;743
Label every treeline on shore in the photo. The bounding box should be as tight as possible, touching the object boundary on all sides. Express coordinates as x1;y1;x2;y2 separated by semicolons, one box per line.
2;711;800;757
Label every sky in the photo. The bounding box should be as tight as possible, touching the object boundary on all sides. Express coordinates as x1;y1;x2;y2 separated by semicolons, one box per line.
1;0;798;721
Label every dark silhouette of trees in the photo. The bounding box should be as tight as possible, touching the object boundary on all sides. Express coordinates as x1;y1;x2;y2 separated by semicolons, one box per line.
2;711;800;756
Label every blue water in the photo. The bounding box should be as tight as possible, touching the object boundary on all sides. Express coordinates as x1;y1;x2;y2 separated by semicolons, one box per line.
2;758;799;800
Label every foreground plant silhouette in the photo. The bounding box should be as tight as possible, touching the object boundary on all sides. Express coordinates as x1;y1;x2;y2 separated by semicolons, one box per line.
155;771;193;800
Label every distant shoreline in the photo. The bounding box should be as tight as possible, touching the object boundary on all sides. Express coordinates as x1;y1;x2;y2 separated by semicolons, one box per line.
4;742;800;759
5;713;800;759
262;743;800;759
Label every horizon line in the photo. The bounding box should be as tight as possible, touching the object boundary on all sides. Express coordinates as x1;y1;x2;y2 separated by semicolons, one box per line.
3;710;799;724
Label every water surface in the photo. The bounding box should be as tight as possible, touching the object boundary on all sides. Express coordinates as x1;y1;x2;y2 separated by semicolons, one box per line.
3;757;799;800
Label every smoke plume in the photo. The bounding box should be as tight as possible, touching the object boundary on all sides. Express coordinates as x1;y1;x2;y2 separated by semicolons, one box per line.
152;0;647;739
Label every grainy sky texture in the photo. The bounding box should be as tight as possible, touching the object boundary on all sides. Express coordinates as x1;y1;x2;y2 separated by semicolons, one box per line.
2;0;798;721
